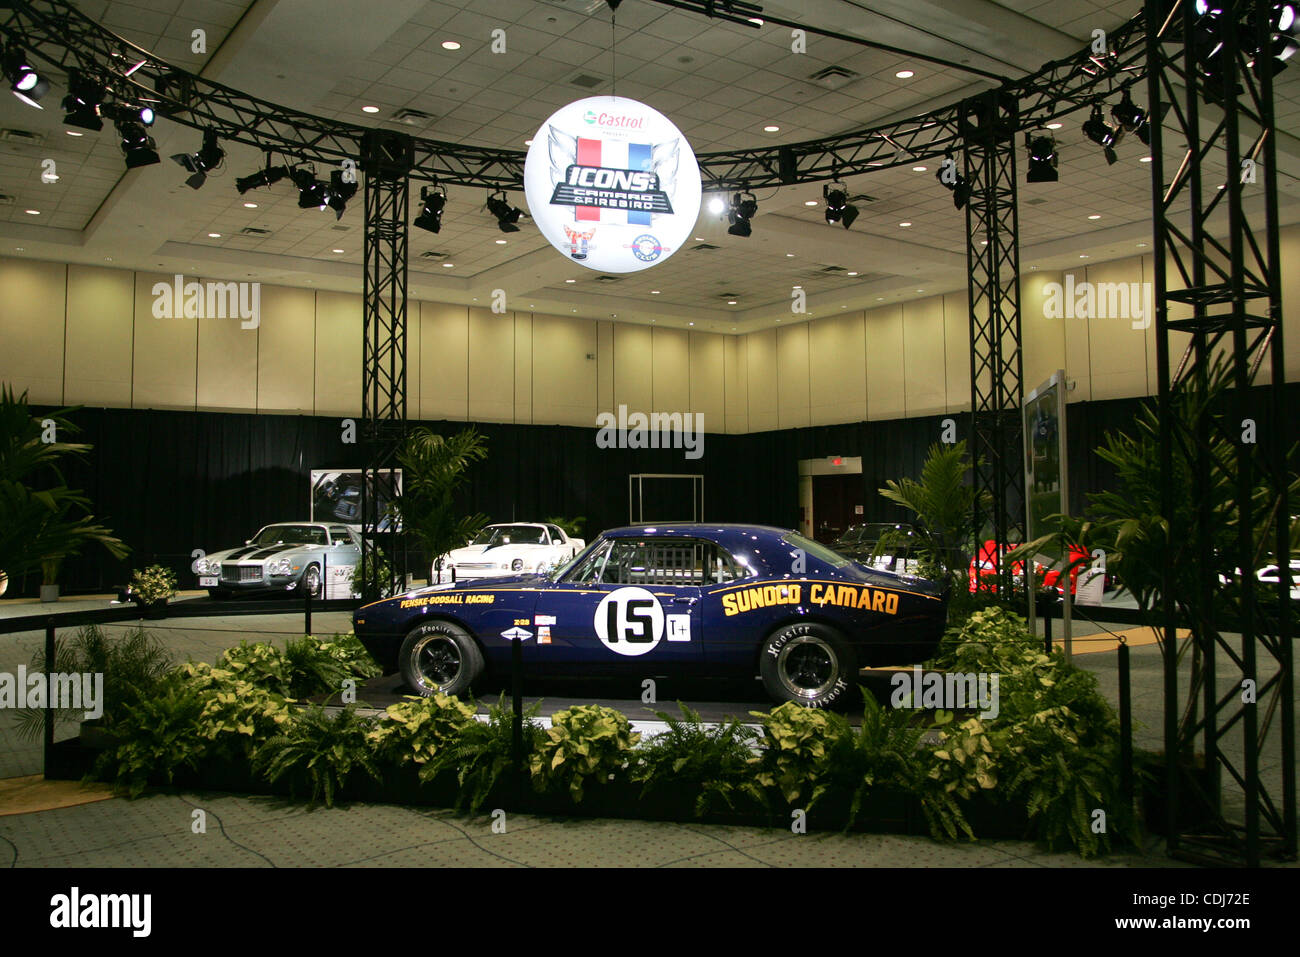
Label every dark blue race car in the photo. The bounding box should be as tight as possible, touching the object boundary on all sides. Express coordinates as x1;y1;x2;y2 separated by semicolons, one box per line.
353;524;949;707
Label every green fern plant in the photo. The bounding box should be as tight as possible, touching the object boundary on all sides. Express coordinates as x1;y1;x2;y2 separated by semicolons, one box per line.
632;703;761;816
822;690;930;826
253;704;380;808
426;694;542;812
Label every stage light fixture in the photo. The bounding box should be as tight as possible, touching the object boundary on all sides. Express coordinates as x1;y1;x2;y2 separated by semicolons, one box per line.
290;165;328;210
115;119;159;168
486;190;525;232
1026;132;1059;183
235;162;290;194
935;151;971;208
1111;88;1151;146
326;170;357;219
62;69;105;130
823;182;858;229
1082;102;1122;165
414;183;447;233
171;129;224;189
102;102;156;126
727;191;757;237
3;47;48;108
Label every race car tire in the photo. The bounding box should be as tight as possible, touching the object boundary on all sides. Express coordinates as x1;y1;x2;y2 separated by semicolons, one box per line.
398;621;483;698
302;563;322;599
758;622;855;709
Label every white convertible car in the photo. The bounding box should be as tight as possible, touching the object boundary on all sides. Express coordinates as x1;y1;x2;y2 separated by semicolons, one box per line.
432;522;587;583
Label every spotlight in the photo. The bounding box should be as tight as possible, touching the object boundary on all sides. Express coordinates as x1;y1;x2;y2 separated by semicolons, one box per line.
171;129;224;189
3;47;48;109
324;170;358;220
115;119;159;169
235;162;289;194
1082;102;1122;164
727;191;758;237
290;165;328;210
935;151;971;209
62;69;105;131
414;183;447;233
102;102;156;126
823;182;858;229
707;195;727;216
1025;132;1059;183
486;190;525;232
1111;89;1151;147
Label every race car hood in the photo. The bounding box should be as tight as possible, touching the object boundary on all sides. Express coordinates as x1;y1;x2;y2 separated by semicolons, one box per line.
205;542;330;563
445;543;542;563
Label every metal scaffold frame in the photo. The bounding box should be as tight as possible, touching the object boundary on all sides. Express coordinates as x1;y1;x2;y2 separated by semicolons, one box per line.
1144;0;1295;866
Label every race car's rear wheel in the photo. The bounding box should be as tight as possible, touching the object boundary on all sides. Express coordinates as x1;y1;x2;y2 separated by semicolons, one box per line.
398;621;483;698
759;622;854;709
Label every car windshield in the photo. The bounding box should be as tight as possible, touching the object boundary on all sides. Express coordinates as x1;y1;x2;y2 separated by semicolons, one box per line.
252;525;327;546
471;525;547;546
782;532;851;568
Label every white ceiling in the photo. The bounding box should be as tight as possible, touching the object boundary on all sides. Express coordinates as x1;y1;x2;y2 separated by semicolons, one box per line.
1;0;1298;333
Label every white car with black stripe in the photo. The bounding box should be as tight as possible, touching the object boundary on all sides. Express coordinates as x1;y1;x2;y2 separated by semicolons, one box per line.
195;522;361;598
433;522;585;583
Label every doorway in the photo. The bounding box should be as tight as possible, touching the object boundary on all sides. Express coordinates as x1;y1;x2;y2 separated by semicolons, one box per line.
797;456;864;544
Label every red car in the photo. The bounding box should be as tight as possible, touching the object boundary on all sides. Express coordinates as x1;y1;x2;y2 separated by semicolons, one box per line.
968;540;1091;594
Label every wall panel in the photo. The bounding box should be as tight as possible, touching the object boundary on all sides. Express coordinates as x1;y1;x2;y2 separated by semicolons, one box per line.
65;264;133;408
0;258;67;405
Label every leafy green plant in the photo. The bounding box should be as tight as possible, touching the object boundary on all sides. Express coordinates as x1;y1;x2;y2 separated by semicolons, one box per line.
180;661;293;749
130;564;177;604
632;703;761;816
14;624;174;741
544;516;586;538
821;690;931;826
253;705;380;808
877;440;990;590
216;634;378;700
388;427;489;593
365;693;479;768
429;694;542;812
530;703;640;802
749;702;852;807
0;385;129;585
90;671;208;798
915;711;996;840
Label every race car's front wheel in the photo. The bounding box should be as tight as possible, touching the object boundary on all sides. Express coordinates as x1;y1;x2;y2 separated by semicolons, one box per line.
303;564;321;599
759;622;854;709
398;621;483;698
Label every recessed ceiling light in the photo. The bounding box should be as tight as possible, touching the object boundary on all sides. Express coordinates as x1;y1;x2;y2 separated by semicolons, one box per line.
650;290;660;294
898;221;912;227
786;253;794;257
66;130;83;136
208;232;221;238
1080;254;1089;258
332;248;344;253
1137;242;1148;247
804;200;818;206
243;202;258;208
564;278;576;283
442;40;461;50
1140;156;1153;163
847;271;858;276
495;239;507;244
764;125;780;132
524;139;533;146
727;299;737;305
912;166;927;172
1046;122;1063;130
362;106;380;114
442;262;455;267
104;257;112;262
896;70;914;79
694;236;704;241
25;209;39;215
689;321;695;325
1087;214;1101;220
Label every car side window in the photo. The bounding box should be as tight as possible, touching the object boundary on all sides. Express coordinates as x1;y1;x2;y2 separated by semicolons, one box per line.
566;539;612;585
600;540;714;587
330;526;355;546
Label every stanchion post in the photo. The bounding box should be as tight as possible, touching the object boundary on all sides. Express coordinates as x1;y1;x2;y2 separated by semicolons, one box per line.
1119;637;1133;811
304;567;313;635
43;617;55;775
511;633;524;804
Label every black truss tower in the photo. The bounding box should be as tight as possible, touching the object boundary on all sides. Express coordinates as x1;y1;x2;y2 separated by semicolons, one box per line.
359;132;414;599
1145;0;1295;866
962;91;1025;583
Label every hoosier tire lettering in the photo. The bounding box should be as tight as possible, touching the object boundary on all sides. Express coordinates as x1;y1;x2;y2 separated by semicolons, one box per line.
759;622;855;709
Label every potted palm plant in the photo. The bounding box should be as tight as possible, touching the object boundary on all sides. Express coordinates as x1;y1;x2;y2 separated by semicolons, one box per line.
40;557;61;602
131;565;178;619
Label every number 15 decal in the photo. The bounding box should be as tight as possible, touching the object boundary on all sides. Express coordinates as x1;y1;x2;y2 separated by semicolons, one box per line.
594;587;665;657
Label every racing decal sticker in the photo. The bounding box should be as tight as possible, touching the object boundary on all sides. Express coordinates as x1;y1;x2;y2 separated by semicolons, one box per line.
537;626;551;644
524;96;701;274
534;614;557;626
721;584;802;617
593;586;664;657
665;614;691;642
399;593;496;609
720;582;902;616
501;627;533;641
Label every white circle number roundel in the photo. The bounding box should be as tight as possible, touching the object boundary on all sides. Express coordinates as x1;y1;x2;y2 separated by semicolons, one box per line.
593;587;664;657
524;96;701;273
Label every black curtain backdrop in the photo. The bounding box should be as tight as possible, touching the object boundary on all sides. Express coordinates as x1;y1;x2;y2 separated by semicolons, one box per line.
23;382;1300;596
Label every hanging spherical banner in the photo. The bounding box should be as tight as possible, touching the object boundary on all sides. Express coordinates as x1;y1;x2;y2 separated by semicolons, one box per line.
524;96;701;273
